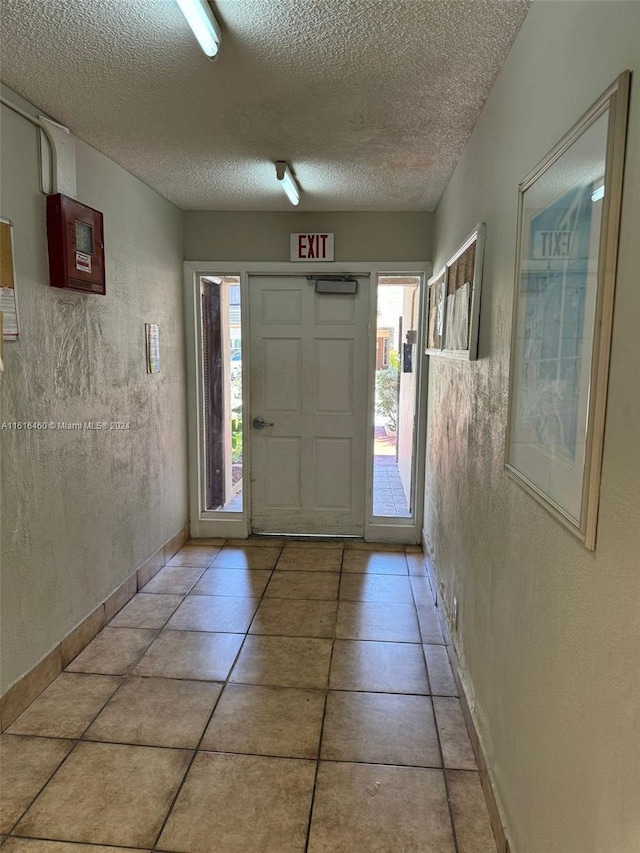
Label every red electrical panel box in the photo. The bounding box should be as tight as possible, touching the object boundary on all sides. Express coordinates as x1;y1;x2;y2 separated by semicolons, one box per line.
46;193;106;294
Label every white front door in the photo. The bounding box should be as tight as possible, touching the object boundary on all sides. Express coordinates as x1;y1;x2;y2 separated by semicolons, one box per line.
249;274;370;535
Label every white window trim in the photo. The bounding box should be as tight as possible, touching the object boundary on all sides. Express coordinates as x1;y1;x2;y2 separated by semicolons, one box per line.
183;260;431;543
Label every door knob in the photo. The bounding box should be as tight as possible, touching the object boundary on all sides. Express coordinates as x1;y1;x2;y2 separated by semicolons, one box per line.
252;417;274;430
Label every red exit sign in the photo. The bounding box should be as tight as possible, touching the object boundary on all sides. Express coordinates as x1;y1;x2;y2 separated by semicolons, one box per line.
290;233;334;262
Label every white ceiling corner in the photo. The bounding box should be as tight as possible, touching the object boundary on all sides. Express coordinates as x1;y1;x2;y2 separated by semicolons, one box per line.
0;0;531;211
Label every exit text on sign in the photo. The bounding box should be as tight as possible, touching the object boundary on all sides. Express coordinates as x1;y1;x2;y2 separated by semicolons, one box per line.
290;233;334;261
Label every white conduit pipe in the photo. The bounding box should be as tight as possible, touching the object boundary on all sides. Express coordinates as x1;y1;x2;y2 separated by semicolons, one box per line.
0;96;59;194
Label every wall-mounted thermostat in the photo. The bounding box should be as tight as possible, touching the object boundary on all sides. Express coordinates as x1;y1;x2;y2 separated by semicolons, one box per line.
46;193;106;294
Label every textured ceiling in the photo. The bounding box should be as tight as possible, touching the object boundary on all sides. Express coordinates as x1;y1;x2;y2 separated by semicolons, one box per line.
0;0;530;211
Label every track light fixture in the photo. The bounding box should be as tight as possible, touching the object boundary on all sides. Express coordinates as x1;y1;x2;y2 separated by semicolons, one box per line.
176;0;221;59
276;161;300;206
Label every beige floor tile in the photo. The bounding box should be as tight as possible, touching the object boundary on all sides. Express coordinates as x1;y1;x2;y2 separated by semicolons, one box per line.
417;604;446;644
166;595;259;633
136;547;165;590
84;676;221;748
60;606;105;668
211;546;282;570
275;547;343;572
339;573;413;604
230;635;332;688
0;735;74;833
187;538;227;547
342;551;408;575
265;571;340;600
141;566;205;594
14;741;191;848
406;551;430;577
104;576;137;623
6;673;122;739
177;543;224;555
0;647;62;731
283;540;343;549
201;684;324;758
108;593;183;629
167;546;221;568
446;770;498;853
330;640;429;694
433;697;477;769
2;840;149;853
158;752;315;853
132;630;243;682
65;628;157;675
411;575;437;605
345;541;405;551
2;837;149;853
190;567;272;597
424;644;458;695
164;528;190;564
226;537;285;548
321;691;441;767
336;601;420;643
250;598;337;638
307;762;455;853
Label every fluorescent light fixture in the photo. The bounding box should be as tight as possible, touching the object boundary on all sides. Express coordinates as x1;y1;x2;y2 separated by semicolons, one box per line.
591;184;605;202
176;0;221;59
276;161;300;206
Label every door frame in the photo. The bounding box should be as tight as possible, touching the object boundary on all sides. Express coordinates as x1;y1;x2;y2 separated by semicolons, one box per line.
184;261;431;542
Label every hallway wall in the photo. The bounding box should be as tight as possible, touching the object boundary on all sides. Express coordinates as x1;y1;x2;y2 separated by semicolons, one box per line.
0;88;189;694
423;3;640;852
185;210;433;262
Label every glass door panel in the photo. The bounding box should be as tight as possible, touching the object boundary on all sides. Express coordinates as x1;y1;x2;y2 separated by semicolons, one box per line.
200;274;243;512
373;275;421;519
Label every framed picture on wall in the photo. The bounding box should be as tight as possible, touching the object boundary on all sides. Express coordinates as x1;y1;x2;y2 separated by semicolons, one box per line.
505;71;630;550
440;223;485;360
425;267;447;353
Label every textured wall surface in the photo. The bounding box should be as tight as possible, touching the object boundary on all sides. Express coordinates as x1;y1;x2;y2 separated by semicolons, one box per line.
0;89;188;693
424;3;640;852
185;210;433;262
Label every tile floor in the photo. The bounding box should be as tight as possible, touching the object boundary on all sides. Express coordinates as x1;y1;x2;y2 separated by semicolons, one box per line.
1;540;498;853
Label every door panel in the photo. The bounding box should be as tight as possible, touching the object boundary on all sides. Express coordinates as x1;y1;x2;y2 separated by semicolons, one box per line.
314;438;352;509
264;437;301;509
250;274;369;535
314;292;356;325
261;288;302;324
263;338;301;411
314;338;354;413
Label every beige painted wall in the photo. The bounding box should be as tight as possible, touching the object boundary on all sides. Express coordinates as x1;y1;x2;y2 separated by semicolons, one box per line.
185;210;433;261
0;88;188;694
423;3;640;852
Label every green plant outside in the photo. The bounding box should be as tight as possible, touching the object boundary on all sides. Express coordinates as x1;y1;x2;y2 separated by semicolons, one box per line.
376;349;399;431
231;410;242;463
